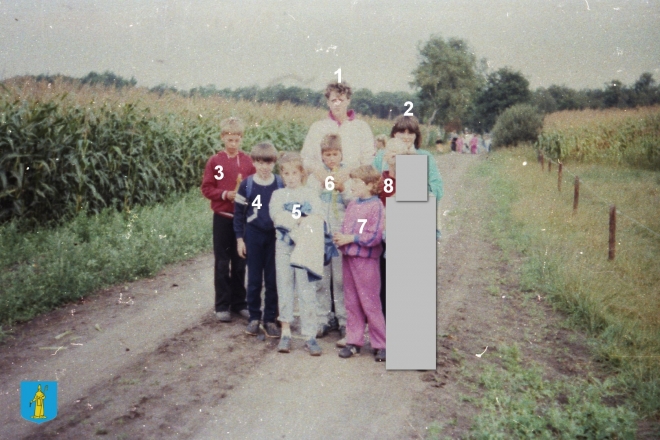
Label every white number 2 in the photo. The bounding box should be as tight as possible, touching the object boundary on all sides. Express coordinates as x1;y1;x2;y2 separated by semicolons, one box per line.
214;165;224;180
358;219;367;234
252;194;262;210
292;204;302;219
404;101;413;116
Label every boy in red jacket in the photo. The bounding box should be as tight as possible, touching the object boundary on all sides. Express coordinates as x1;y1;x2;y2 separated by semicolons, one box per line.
201;117;256;322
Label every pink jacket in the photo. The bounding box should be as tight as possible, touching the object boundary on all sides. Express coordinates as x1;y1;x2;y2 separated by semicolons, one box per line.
339;196;384;259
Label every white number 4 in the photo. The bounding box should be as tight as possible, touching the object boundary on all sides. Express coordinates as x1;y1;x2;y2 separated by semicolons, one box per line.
252;194;262;210
292;204;301;219
358;219;367;233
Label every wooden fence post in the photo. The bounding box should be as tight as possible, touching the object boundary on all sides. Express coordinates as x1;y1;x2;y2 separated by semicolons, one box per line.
558;163;563;192
548;161;552;172
573;176;580;215
609;205;616;260
540;155;545;171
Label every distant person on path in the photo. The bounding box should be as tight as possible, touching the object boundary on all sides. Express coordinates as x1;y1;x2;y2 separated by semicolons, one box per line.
470;135;478;154
201;117;255;322
270;153;326;356
450;137;458;152
234;142;282;339
333;165;386;362
456;135;465;154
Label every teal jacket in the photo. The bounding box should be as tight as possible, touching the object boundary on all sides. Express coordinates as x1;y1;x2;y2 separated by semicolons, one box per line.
373;148;443;201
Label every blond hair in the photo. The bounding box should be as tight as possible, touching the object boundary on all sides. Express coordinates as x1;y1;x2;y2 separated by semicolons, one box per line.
374;134;388;150
278;152;307;184
320;134;342;154
220;117;245;135
349;165;381;195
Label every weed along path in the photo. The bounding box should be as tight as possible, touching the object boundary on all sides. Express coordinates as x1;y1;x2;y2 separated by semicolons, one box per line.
1;153;612;439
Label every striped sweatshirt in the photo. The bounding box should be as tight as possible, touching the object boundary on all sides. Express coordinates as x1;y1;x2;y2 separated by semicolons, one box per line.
339;196;384;259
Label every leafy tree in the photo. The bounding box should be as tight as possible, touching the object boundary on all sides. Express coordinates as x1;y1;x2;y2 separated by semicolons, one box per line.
632;72;659;106
411;35;480;126
531;88;558;114
491;104;543;148
468;67;531;133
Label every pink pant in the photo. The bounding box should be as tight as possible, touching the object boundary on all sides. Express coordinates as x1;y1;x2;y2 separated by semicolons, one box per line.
342;256;386;350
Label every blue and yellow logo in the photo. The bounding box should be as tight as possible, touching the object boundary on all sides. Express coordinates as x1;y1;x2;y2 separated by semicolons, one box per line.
20;381;58;423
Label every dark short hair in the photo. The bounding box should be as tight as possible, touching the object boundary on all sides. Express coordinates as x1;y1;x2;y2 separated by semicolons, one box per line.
250;142;278;162
324;82;352;99
390;115;422;149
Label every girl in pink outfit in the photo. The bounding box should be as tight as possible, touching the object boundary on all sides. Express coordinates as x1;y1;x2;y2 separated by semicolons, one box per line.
333;165;386;362
456;135;465;154
470;136;478;154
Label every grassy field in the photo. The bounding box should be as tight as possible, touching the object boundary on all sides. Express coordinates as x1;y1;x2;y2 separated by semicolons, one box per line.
478;144;660;424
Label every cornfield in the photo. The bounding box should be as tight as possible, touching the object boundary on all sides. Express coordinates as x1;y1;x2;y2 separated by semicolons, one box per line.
1;78;396;228
535;106;660;169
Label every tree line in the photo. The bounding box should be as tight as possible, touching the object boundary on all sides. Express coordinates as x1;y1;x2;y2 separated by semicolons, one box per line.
21;38;660;135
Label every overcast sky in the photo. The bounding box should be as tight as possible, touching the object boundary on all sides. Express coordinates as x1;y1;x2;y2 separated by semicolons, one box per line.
1;0;659;93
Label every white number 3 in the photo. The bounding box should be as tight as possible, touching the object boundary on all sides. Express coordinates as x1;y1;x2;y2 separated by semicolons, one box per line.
214;165;224;180
358;219;367;233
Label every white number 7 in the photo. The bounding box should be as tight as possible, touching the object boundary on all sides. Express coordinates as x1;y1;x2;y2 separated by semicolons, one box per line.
357;219;367;234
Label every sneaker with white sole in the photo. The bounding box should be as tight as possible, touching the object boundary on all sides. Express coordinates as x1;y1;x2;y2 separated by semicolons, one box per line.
215;311;231;322
374;348;386;362
237;309;250;320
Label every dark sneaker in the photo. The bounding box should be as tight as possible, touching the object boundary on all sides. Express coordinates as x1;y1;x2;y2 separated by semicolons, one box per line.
339;325;346;339
328;316;339;332
264;322;281;338
339;344;361;358
375;348;386;362
316;324;331;338
305;339;322;356
237;309;250;320
277;336;291;353
245;320;260;335
215;311;231;322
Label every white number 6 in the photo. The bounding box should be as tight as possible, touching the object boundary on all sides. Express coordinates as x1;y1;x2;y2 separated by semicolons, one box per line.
404;101;413;116
358;219;367;233
325;176;335;191
292;204;302;219
214;165;224;180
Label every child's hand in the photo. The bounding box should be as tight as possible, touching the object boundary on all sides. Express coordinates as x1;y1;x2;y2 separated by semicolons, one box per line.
226;191;237;201
237;239;247;258
333;233;354;246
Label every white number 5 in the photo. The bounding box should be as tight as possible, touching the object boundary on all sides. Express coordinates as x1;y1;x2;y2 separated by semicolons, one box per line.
358;219;367;233
214;165;224;180
292;204;302;219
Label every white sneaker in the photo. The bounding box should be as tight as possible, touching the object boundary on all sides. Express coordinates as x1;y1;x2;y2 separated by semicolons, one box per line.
336;337;347;348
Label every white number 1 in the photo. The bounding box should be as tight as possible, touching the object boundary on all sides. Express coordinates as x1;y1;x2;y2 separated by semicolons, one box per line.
357;219;367;234
334;68;341;83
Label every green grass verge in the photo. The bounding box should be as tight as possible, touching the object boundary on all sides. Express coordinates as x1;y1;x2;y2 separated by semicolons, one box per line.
458;147;660;437
0;188;213;327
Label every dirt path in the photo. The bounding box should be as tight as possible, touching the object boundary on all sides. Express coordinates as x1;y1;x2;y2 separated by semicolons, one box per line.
0;153;598;439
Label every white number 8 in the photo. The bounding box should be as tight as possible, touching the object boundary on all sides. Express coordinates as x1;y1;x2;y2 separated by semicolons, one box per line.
292;204;301;219
383;178;394;194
